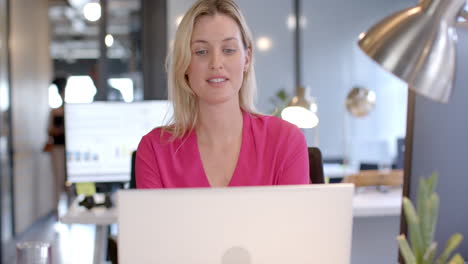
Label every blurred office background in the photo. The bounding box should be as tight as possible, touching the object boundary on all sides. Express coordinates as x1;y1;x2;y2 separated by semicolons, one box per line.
51;0;410;169
0;0;417;263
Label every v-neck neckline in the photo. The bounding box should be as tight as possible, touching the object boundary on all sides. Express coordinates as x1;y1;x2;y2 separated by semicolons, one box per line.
192;110;248;187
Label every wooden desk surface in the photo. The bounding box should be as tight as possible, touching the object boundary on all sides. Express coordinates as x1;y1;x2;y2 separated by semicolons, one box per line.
343;169;404;187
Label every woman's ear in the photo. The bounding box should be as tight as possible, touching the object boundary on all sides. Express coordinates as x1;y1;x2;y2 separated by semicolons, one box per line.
244;47;252;72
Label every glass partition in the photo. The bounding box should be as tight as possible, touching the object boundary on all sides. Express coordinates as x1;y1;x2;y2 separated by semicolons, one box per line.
50;0;142;102
0;0;13;256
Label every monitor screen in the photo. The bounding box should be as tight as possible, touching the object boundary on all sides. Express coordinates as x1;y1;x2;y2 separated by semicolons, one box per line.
65;101;172;183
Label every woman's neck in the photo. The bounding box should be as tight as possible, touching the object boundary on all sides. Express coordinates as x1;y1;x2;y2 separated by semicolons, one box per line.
196;100;243;147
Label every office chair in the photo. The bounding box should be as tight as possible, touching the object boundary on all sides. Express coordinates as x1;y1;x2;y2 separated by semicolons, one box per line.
129;150;137;189
130;149;325;184
308;147;325;184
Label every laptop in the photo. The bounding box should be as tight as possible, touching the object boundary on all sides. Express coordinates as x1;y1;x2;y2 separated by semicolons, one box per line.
118;184;354;264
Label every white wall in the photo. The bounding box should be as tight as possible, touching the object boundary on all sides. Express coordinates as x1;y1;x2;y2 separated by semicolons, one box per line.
167;0;412;165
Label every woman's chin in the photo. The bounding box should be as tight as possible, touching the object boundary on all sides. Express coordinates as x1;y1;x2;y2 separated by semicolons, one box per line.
199;95;239;107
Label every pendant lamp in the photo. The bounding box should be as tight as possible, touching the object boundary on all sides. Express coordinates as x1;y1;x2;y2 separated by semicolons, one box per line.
281;0;319;128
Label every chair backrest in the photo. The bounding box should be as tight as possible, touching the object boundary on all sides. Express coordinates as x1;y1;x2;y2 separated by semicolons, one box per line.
130;149;325;186
308;147;325;184
129;151;137;189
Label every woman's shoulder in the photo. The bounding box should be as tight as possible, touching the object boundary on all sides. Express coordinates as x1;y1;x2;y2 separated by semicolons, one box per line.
139;125;191;150
141;126;175;144
248;112;301;135
248;113;307;155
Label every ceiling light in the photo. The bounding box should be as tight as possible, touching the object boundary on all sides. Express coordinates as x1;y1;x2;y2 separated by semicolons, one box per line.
256;37;272;52
286;14;307;30
281;86;319;128
68;0;89;9
83;2;101;22
105;34;114;47
282;107;319;129
345;87;376;117
282;0;318;129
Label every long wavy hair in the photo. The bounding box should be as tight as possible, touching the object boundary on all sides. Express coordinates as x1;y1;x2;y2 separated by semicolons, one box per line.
164;0;257;139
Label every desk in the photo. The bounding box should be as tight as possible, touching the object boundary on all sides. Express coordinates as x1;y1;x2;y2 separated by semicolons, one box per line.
353;187;402;217
351;187;402;264
323;163;359;179
60;194;117;264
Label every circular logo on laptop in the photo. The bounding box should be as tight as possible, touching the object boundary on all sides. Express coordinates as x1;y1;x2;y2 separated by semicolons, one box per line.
222;246;252;264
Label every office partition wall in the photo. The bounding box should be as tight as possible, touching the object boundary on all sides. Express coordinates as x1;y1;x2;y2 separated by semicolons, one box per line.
10;0;52;235
142;0;167;100
407;28;468;257
0;0;13;259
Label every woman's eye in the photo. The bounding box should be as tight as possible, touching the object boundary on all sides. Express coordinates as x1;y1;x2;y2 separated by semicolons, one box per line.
223;48;236;54
195;50;208;55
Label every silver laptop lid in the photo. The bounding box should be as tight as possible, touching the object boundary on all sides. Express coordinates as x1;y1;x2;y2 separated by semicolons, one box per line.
118;184;354;264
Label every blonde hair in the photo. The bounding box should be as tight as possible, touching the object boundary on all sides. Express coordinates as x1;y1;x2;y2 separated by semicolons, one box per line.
165;0;257;138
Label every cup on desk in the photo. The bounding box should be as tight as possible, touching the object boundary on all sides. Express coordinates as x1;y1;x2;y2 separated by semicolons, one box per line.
16;241;52;264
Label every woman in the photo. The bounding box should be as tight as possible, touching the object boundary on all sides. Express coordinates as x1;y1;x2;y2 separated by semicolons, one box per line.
136;0;309;188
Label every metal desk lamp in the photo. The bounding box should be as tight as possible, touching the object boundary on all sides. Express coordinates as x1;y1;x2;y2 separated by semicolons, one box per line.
357;0;468;261
358;0;468;103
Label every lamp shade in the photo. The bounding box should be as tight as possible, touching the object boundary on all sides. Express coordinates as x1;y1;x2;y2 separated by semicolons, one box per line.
345;87;376;117
358;0;466;103
281;86;319;128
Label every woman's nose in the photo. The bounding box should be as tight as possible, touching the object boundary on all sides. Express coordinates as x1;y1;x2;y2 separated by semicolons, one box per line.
209;51;223;70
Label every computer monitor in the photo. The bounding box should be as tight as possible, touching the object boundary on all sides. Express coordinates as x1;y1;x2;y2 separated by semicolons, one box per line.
118;184;354;264
394;137;405;169
65;100;172;183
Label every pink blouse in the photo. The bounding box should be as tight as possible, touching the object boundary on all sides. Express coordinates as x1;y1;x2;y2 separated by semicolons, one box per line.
136;111;309;188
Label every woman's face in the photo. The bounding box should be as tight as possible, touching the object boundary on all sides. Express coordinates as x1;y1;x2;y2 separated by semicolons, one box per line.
186;14;251;106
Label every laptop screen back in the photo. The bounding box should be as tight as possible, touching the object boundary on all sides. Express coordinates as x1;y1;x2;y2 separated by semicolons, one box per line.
118;184;354;264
